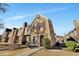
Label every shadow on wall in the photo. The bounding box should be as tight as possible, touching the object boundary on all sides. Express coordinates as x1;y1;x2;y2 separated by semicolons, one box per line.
66;37;78;43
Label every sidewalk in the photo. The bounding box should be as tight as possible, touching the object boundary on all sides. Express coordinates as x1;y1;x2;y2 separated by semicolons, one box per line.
16;47;43;56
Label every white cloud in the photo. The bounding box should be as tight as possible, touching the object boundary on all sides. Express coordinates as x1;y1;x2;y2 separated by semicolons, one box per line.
0;7;69;35
40;7;69;14
4;7;69;21
4;14;34;21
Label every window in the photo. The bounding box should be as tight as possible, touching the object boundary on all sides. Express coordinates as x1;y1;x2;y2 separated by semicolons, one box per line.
40;22;44;28
32;22;45;32
34;23;37;27
32;36;38;44
37;23;40;28
33;36;36;44
32;23;37;32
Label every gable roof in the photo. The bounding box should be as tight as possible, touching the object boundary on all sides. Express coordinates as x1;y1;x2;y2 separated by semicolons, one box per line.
31;14;48;26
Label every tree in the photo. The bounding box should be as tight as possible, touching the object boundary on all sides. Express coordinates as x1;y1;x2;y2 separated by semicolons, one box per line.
0;19;4;29
0;3;8;13
0;3;9;29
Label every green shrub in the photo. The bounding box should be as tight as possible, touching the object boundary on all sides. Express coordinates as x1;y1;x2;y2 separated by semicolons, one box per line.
43;38;51;49
65;41;77;51
76;42;79;48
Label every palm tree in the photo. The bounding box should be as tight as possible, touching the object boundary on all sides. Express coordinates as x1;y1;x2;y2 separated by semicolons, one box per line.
0;3;9;29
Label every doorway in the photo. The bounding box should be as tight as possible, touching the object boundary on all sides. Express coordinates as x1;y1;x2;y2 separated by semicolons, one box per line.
22;35;27;45
40;35;44;46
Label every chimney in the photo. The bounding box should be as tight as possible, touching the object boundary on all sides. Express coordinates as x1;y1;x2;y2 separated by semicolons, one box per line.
23;22;27;27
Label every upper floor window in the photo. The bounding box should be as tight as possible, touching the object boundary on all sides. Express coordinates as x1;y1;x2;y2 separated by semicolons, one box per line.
32;22;45;32
40;22;44;28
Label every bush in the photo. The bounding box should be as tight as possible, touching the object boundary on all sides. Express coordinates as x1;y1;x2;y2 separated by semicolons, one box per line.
65;41;77;51
43;38;51;49
76;42;79;48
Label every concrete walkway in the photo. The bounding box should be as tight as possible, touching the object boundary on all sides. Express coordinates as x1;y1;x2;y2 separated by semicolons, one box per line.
17;47;43;56
0;47;43;56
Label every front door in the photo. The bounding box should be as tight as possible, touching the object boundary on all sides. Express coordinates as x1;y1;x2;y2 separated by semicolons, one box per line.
40;35;44;46
22;35;27;45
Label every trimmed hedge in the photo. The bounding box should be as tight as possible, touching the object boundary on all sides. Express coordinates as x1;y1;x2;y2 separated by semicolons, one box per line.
65;41;77;51
43;38;51;49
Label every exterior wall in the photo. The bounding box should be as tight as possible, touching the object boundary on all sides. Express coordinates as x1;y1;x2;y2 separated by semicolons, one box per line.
30;15;56;47
18;25;25;44
0;35;2;42
1;28;12;43
8;28;18;44
0;15;56;47
55;35;64;43
44;19;56;47
30;15;45;46
17;22;29;44
1;23;30;45
65;29;79;42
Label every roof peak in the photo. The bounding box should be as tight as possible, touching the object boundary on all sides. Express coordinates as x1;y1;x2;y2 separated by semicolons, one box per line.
36;14;48;19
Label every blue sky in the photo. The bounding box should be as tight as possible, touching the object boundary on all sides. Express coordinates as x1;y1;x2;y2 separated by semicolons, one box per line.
0;3;79;35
